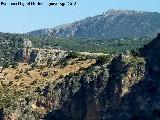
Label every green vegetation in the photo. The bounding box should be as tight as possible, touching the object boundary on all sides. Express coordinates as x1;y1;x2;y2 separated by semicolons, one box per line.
31;62;38;69
11;61;19;69
122;54;146;76
3;62;10;68
24;35;152;54
65;72;80;78
59;60;69;68
123;55;145;67
66;51;79;59
0;32;152;67
0;33;23;67
96;55;111;64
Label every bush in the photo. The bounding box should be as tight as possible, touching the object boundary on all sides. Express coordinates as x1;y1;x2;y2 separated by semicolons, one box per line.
66;72;74;78
78;67;86;71
47;58;52;67
96;55;110;64
59;75;64;78
11;62;18;69
41;71;49;77
66;52;79;59
65;72;80;78
38;65;45;70
15;75;20;79
31;63;37;68
3;62;9;68
74;72;80;76
8;81;13;86
59;60;69;68
62;61;69;67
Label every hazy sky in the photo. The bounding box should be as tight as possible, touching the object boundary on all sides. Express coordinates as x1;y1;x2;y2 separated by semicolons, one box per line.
0;0;160;33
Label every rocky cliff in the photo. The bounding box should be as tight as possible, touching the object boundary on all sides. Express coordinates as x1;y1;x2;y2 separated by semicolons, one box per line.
14;47;67;65
1;34;160;120
44;53;145;120
42;33;160;120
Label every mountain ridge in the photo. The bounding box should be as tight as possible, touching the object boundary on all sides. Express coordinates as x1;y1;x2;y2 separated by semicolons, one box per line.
27;9;160;39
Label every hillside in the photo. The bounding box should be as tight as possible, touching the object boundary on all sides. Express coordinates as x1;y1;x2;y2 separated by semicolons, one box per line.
0;33;160;120
24;35;152;54
0;33;23;67
28;9;160;38
0;32;151;69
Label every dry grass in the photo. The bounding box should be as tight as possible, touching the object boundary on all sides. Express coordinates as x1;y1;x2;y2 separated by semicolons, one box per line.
0;58;96;90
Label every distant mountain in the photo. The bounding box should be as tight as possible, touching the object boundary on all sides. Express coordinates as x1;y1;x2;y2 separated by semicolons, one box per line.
27;9;160;39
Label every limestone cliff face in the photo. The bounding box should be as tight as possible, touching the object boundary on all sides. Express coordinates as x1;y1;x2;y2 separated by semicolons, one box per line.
44;54;145;120
44;64;109;120
14;48;67;65
100;34;160;120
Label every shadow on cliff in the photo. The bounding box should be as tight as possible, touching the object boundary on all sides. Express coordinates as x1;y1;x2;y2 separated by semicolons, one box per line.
44;67;108;120
115;63;160;120
44;76;90;120
0;109;3;120
108;33;160;120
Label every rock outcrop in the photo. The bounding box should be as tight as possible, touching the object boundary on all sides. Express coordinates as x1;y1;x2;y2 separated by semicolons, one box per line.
43;53;145;120
14;40;67;65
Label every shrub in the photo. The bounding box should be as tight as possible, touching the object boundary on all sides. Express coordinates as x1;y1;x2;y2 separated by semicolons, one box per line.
66;52;79;59
41;71;49;77
11;62;18;69
66;72;74;78
62;61;69;67
78;67;86;71
38;65;45;70
65;72;80;78
78;56;87;61
60;60;69;68
96;55;110;64
15;75;20;79
59;75;64;78
47;58;52;67
24;69;29;74
74;72;80;76
3;62;9;68
8;81;13;86
31;63;37;68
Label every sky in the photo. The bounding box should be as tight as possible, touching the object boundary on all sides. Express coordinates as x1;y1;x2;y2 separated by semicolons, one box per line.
0;0;160;33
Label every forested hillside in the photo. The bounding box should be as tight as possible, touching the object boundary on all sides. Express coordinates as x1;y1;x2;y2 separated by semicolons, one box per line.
0;32;152;67
24;35;152;54
0;33;23;67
